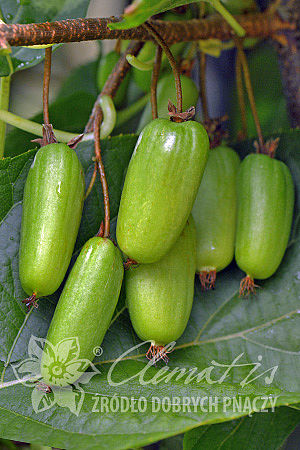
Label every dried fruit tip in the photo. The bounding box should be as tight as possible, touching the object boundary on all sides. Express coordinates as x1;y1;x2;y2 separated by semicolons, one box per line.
124;258;138;270
239;275;258;297
146;343;172;364
199;269;216;290
168;101;195;123
254;137;280;158
22;292;38;311
36;381;52;393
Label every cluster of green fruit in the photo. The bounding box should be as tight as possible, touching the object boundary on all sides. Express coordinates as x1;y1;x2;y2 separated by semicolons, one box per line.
18;109;294;386
18;25;294;385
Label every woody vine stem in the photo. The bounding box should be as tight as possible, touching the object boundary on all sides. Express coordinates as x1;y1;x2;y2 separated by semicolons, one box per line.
0;7;298;134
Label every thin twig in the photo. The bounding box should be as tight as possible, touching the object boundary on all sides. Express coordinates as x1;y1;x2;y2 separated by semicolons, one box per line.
94;106;110;238
150;45;162;120
143;21;182;113
234;37;264;151
235;52;247;140
114;37;122;54
42;46;52;126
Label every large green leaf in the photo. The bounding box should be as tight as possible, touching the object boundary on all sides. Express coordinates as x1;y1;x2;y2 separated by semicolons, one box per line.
0;131;299;449
183;406;300;449
0;0;91;76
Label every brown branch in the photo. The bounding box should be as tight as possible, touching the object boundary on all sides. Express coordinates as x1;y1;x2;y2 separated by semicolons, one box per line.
150;45;162;120
85;40;143;132
94;106;110;238
0;13;295;48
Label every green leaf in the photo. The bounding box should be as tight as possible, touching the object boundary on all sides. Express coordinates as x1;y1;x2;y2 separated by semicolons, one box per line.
0;130;299;449
183;406;300;449
0;0;91;76
109;0;197;30
109;0;245;36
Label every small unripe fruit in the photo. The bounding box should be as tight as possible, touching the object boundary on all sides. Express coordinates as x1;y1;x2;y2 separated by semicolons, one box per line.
19;143;85;299
235;153;294;295
192;146;240;289
126;218;196;358
117;118;209;263
41;237;123;386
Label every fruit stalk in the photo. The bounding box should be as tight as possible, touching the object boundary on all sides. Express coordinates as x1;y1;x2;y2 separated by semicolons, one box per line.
42;47;52;127
150;45;162;120
143;21;182;113
235;52;248;140
234;37;264;151
94;105;110;238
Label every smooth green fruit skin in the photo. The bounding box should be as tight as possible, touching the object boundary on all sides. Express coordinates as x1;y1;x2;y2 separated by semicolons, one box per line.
126;219;196;346
117;118;209;263
19;143;85;297
137;74;199;132
235;153;294;280
192;146;240;272
41;237;124;386
97;51;129;107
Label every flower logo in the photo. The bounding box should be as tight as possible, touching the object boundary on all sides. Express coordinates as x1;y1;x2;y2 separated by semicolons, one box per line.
12;335;101;415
